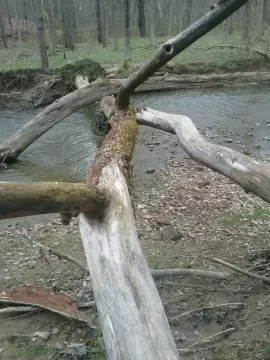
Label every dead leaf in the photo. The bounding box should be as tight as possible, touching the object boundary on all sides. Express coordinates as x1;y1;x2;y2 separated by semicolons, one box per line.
0;287;89;324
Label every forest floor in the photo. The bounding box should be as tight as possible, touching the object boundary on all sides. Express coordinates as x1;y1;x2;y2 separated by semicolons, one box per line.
1;30;270;76
1;123;270;359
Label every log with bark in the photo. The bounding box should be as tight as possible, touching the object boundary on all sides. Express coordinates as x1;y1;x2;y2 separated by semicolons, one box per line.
1;0;254;359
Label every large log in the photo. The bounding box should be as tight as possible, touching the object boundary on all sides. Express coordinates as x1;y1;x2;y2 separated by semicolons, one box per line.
137;108;270;204
0;182;107;221
1;71;269;163
80;162;179;360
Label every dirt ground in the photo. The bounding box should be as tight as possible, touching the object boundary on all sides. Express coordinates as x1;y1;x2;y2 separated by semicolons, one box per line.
1;126;270;359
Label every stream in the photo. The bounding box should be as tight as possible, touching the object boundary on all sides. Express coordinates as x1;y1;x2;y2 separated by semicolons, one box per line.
1;85;270;183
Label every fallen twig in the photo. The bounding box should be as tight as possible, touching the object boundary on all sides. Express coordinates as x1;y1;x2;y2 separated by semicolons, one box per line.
178;328;236;353
26;238;88;272
169;303;244;323
207;257;270;284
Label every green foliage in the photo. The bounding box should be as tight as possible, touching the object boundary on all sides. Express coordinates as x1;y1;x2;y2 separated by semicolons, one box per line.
222;207;270;226
59;59;105;89
87;337;106;359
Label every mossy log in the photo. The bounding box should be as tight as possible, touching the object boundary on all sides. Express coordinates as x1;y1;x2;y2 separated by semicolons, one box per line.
0;182;108;221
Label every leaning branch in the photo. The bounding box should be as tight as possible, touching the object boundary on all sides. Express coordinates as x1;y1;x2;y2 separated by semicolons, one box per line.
0;182;108;222
137;108;270;205
116;0;249;109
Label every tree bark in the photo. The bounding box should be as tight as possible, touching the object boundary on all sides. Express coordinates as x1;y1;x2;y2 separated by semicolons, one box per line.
12;0;23;52
111;0;118;50
137;0;146;37
149;0;156;49
124;0;131;58
100;0;106;47
0;182;107;221
95;0;102;43
116;0;250;109
0;4;7;49
60;0;76;51
35;0;49;69
44;0;56;55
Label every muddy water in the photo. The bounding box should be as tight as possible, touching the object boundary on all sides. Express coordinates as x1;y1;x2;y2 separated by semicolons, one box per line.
0;85;270;183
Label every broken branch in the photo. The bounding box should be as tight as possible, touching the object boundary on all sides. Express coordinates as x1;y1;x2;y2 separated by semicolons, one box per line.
0;181;108;222
136;108;270;205
207;257;270;284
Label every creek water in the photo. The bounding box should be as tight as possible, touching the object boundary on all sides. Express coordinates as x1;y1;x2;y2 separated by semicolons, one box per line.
1;85;270;183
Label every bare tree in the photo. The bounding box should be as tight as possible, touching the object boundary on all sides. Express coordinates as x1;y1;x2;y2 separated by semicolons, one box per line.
44;0;56;55
149;0;156;48
124;0;131;58
34;0;49;68
112;0;118;50
60;0;76;51
95;0;102;43
137;0;146;37
0;3;7;48
12;0;23;52
100;0;106;47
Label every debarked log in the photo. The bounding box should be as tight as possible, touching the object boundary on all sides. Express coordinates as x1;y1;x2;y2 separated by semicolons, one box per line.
0;182;108;220
1;72;270;163
136;108;270;204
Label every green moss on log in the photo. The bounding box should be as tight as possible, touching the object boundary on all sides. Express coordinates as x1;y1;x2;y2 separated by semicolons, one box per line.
59;59;105;90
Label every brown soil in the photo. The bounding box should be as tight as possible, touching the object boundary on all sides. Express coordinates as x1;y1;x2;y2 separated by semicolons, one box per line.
1;128;270;359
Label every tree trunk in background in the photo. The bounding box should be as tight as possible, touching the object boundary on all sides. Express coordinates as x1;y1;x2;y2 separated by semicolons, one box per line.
149;0;156;48
12;0;23;52
95;0;102;43
168;1;173;36
112;0;118;50
124;0;131;58
183;0;192;29
60;0;76;51
137;0;145;37
253;0;265;40
35;0;49;68
100;0;106;47
176;0;183;32
0;5;7;48
23;0;28;33
228;15;234;34
44;0;56;55
5;0;13;36
243;2;251;47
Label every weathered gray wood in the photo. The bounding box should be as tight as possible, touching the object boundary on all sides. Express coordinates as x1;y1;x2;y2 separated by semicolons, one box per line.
1;72;270;163
80;161;180;360
137;108;270;204
117;0;249;109
0;182;107;220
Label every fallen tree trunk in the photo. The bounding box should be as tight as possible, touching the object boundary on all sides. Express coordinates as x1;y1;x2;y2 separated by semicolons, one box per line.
137;108;270;203
2;71;270;163
0;182;107;221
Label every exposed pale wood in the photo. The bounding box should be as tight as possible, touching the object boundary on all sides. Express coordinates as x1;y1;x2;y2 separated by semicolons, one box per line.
116;0;249;109
0;182;107;221
136;108;270;205
1;71;270;163
80;162;180;360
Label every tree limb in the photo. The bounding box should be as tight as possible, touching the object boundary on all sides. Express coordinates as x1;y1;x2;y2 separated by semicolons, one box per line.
136;108;270;205
207;257;270;284
0;182;108;222
116;0;249;109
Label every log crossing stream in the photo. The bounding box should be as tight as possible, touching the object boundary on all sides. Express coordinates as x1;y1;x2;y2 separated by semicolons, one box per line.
1;85;270;183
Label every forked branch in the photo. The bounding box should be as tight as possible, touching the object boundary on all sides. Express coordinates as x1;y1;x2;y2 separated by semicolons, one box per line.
116;0;249;109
